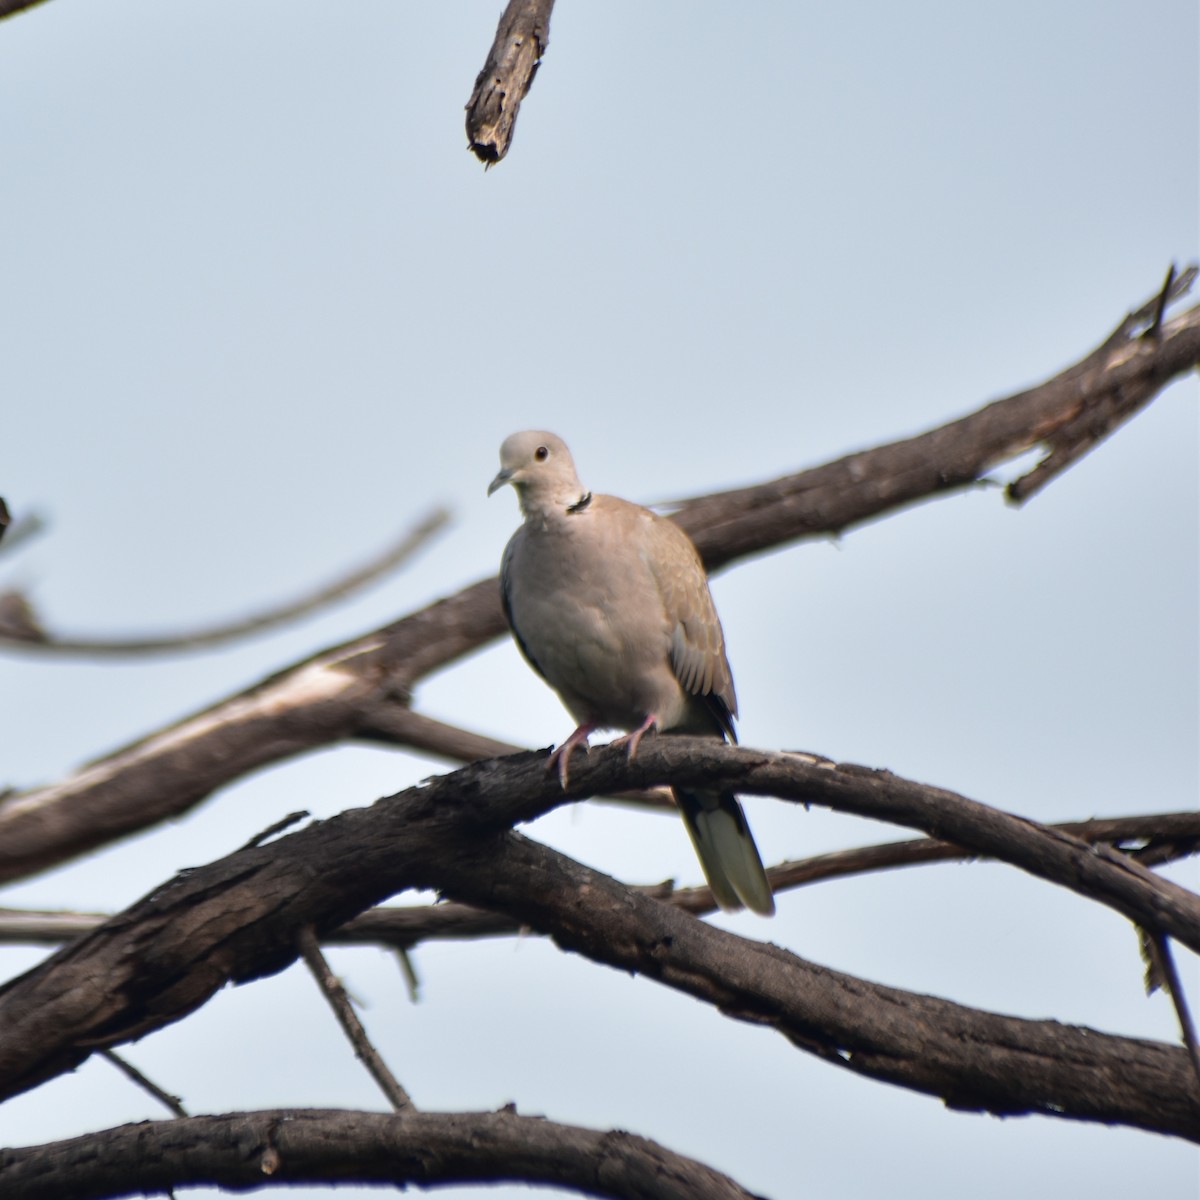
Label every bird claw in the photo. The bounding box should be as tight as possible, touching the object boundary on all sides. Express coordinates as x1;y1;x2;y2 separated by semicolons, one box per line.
611;714;658;762
547;724;594;789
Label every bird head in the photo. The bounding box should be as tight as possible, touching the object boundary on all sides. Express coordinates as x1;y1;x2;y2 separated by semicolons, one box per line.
488;431;586;516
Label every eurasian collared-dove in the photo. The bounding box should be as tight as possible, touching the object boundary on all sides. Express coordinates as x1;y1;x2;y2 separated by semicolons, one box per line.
488;430;775;916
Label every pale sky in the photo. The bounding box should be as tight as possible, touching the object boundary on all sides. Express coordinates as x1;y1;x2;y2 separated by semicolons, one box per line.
1;3;1197;1198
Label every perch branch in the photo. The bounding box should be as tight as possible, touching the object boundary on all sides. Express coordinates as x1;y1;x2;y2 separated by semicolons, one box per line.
0;743;1196;1139
1;811;1193;947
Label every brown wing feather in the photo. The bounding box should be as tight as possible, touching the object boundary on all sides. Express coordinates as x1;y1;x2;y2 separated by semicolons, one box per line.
647;515;738;737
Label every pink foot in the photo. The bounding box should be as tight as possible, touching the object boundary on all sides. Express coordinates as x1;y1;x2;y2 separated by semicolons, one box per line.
548;723;595;788
611;713;658;761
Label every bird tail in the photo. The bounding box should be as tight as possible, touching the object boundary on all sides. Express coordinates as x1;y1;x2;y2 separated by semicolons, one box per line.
674;788;775;916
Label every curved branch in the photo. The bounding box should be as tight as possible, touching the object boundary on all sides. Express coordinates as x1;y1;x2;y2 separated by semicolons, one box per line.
0;1107;759;1200
0;743;1195;1138
1;811;1193;947
0;508;450;657
1;275;1196;885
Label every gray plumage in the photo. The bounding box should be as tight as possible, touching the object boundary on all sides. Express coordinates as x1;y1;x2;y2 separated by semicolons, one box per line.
488;430;774;916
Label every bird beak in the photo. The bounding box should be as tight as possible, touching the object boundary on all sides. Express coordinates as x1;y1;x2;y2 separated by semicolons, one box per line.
487;468;515;497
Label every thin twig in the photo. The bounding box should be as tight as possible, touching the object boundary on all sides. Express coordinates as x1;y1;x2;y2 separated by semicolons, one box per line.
1006;262;1198;504
1143;263;1178;340
99;1048;188;1118
296;925;414;1111
0;508;45;557
0;507;450;656
1145;930;1200;1092
240;810;311;851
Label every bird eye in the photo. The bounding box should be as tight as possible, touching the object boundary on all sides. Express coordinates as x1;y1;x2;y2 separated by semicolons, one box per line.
534;445;549;461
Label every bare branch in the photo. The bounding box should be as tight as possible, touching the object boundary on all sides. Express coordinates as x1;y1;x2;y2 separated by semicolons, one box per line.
466;0;555;164
1144;930;1200;1092
1;275;1195;886
359;705;676;809
97;1049;188;1119
0;1107;761;1200
0;1;49;23
0;743;1196;1138
0;507;450;657
3;811;1192;948
1006;265;1199;501
296;925;414;1111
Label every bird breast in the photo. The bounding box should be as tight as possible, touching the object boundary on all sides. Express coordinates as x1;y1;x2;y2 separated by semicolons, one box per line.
505;507;688;731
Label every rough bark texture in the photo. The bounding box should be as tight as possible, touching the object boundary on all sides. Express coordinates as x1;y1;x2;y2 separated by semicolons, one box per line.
466;0;555;163
0;280;1196;887
4;811;1190;949
0;742;1195;1140
0;1108;762;1200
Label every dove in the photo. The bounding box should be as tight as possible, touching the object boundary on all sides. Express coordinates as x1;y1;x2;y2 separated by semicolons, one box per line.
489;431;774;915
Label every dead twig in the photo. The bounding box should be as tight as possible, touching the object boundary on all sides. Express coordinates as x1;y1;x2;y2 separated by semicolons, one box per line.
466;0;555;164
99;1048;188;1118
1006;263;1198;503
296;925;414;1112
1143;929;1200;1094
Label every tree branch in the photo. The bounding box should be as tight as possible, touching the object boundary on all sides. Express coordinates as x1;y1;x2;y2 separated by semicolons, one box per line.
0;1107;761;1200
0;743;1195;1138
1144;930;1200;1091
295;926;414;1111
0;508;449;656
1;811;1193;947
97;1050;188;1119
0;1;49;23
466;0;555;164
1;274;1195;886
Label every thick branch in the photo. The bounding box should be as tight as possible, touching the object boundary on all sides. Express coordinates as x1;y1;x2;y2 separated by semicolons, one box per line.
1;276;1196;885
0;743;1195;1138
2;811;1193;947
0;1107;759;1200
466;0;555;164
